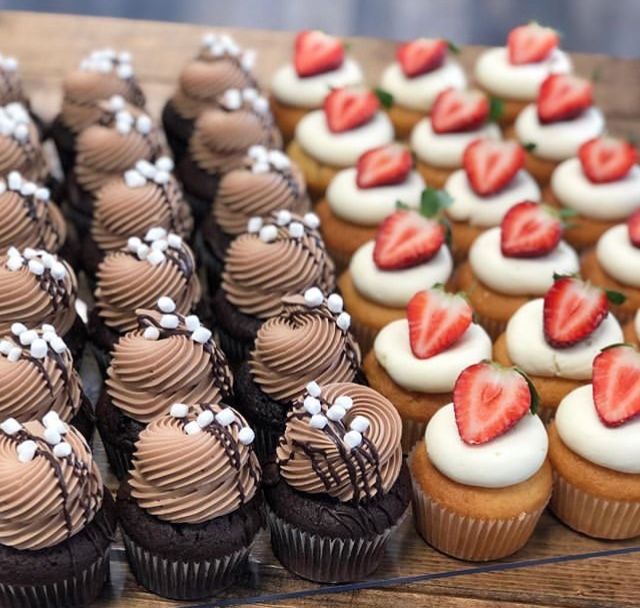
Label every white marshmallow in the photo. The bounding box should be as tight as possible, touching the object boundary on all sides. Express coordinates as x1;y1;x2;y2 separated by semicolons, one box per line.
157;296;176;313
7;347;21;362
30;338;48;359
197;409;215;428
17;440;37;462
288;221;304;238
153;170;170;185
276;210;292;226
247;216;263;233
215;408;236;426
259;224;278;242
160;314;179;329
28;259;44;275
327;404;346;421
184;421;202;435
303;396;321;415
19;330;37;346
145;227;167;241
11;322;27;336
170;403;189;418
350;415;370;434
344;430;363;449
143;326;160;340
304;287;323;308
167;233;183;249
50;262;67;281
334;395;353;410
336;312;351;331
127;236;142;251
306;381;322;397
327;293;344;314
53;442;72;458
303;212;320;229
238;426;255;445
43;427;61;445
0;418;21;435
191;326;212;344
146;249;165;265
0;339;12;355
310;414;328;429
185;315;200;331
156;156;174;172
124;169;146;188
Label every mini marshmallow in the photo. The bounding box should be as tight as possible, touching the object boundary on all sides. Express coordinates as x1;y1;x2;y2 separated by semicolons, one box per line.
0;339;12;355
22;247;36;259
151;239;168;252
170;403;189;418
248;145;267;161
202;32;217;46
109;95;125;111
303;396;321;415
327;404;346;422
167;233;183;249
13;123;28;142
7;347;21;362
42;331;57;343
116;63;133;79
304;287;323;308
115;119;131;135
124;169;146;188
6;256;23;271
160;314;179;329
238;426;255;445
327;293;344;314
11;322;27;336
118;50;132;63
41;324;55;334
145;227;167;241
116;110;134;125
127;236;142;251
156;156;174;172
20;181;36;196
42;411;61;428
222;88;242;110
153;170;170;184
252;96;269;114
184;421;201;435
19;329;37;346
334;395;353;410
34;187;50;201
135;159;156;178
350;415;370;434
215;408;236;426
336;312;351;331
191;326;212;344
251;161;270;174
7;246;19;257
43;427;61;445
268;150;291;170
157;296;176;313
136;244;150;260
143;326;160;340
0;418;21;435
306;381;322;398
30;338;48;359
259;224;278;242
28;259;44;275
276;210;292;226
50;336;67;354
197;409;215;428
184;315;200;331
303;212;320;230
241;49;256;71
310;414;328;429
53;442;72;458
2;56;17;71
40;253;55;269
50;262;67;281
146;249;165;265
247;216;263;233
343;430;363;449
288;221;304;238
7;171;21;190
17;440;37;463
242;88;258;102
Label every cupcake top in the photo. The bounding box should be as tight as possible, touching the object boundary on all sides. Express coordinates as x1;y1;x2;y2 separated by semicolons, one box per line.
0;54;28;107
213;146;310;237
295;87;394;167
595;214;640;289
222;210;335;319
106;299;233;424
59;48;145;134
271;30;363;108
0;323;82;423
0;412;103;550
171;32;257;121
0;247;77;337
475;23;572;101
129;403;260;523
0;171;66;255
276;381;403;502
95;227;201;333
91;157;193;256
0;102;46;182
250;290;361;403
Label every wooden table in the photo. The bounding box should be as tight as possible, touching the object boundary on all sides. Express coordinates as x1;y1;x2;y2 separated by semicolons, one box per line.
1;9;639;608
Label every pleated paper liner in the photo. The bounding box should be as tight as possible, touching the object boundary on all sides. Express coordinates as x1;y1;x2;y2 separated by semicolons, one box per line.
215;325;252;364
99;433;133;480
473;313;508;342
349;317;378;357
401;417;427;455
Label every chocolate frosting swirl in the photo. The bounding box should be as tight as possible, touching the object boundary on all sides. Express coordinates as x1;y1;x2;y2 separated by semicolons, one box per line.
0;109;46;182
129;404;261;523
277;382;403;504
0;417;103;550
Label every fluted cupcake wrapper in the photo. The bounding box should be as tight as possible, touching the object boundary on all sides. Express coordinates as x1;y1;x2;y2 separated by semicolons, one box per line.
252;424;281;464
473;313;508;342
326;247;351;276
99;433;133;480
215;326;252;365
612;307;636;326
551;470;640;539
401;418;427;455
349;318;378;358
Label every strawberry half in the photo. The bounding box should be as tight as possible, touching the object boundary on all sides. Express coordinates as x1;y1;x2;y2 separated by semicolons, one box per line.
593;344;640;427
373;210;444;270
396;38;447;78
629;209;640;248
294;30;344;77
453;362;534;445
501;201;562;258
323;88;379;133
537;74;593;123
463;139;525;196
407;288;472;359
578;137;637;184
431;88;490;134
507;23;559;65
356;144;413;189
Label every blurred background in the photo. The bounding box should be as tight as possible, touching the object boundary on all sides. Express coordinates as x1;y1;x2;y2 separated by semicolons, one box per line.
2;0;639;58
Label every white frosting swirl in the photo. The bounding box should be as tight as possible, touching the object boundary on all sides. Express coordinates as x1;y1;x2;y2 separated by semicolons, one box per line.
596;224;640;288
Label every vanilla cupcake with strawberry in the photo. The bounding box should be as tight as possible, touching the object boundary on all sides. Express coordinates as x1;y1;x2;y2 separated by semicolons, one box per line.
494;275;624;420
364;287;492;452
378;38;467;139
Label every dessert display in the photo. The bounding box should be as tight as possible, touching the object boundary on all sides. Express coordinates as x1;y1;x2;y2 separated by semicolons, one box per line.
623;309;640;347
0;102;47;182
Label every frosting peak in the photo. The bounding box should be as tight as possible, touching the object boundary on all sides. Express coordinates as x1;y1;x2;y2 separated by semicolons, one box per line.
0;103;46;182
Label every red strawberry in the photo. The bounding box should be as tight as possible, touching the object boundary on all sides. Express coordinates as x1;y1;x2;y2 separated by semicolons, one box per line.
507;23;559;65
543;277;609;348
294;30;344;77
578;137;637;184
356;144;412;189
501;201;562;258
453;362;533;445
407;288;472;359
629;209;640;248
463;139;524;196
373;210;444;270
593;345;640;427
396;38;447;78
537;74;593;123
323;88;379;133
431;88;490;134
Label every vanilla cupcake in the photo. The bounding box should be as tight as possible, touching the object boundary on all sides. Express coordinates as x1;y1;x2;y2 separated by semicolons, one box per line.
623;310;640;347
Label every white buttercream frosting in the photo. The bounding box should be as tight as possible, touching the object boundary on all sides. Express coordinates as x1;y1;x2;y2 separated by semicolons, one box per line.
596;224;640;288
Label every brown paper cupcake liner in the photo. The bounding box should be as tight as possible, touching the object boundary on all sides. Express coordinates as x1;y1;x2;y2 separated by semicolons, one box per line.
252;423;281;464
612;307;635;326
473;313;508;342
350;318;378;357
98;430;133;480
215;325;252;364
551;470;640;539
401;418;427;455
326;247;351;276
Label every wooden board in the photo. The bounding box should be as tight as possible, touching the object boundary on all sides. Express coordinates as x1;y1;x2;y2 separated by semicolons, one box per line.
1;9;639;608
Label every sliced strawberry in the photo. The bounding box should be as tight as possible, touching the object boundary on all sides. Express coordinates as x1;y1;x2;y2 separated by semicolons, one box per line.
629;209;640;248
507;23;559;65
463;139;524;196
396;38;447;78
578;137;637;184
453;362;533;445
294;30;344;77
431;88;490;134
537;74;593;123
356;144;412;189
501;201;562;258
323;88;379;133
373;210;444;270
407;288;472;359
593;345;640;427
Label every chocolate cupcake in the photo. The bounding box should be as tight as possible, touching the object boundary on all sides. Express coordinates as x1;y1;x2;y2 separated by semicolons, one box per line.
51;48;145;172
265;381;411;583
212;210;335;363
0;413;115;608
117;403;264;600
162;32;257;161
235;290;361;460
97;299;233;478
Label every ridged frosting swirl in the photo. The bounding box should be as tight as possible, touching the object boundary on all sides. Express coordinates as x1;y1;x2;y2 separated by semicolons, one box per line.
129;404;261;523
276;382;403;503
0;104;47;182
0;415;103;550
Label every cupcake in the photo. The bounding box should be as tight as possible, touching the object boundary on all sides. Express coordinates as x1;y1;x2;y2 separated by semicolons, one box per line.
286;87;394;200
265;381;411;582
411;361;552;560
97;299;233;478
493;275;624;420
444;137;540;260
0;53;29;107
212;210;335;363
623;310;640;347
271;30;363;144
457;201;580;338
117;404;264;600
0;412;115;607
315;143;426;271
512;74;605;187
410;87;502;189
364;287;492;452
544;136;640;250
380;38;466;139
549;345;640;539
339;207;455;354
234;290;361;461
162;32;257;161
